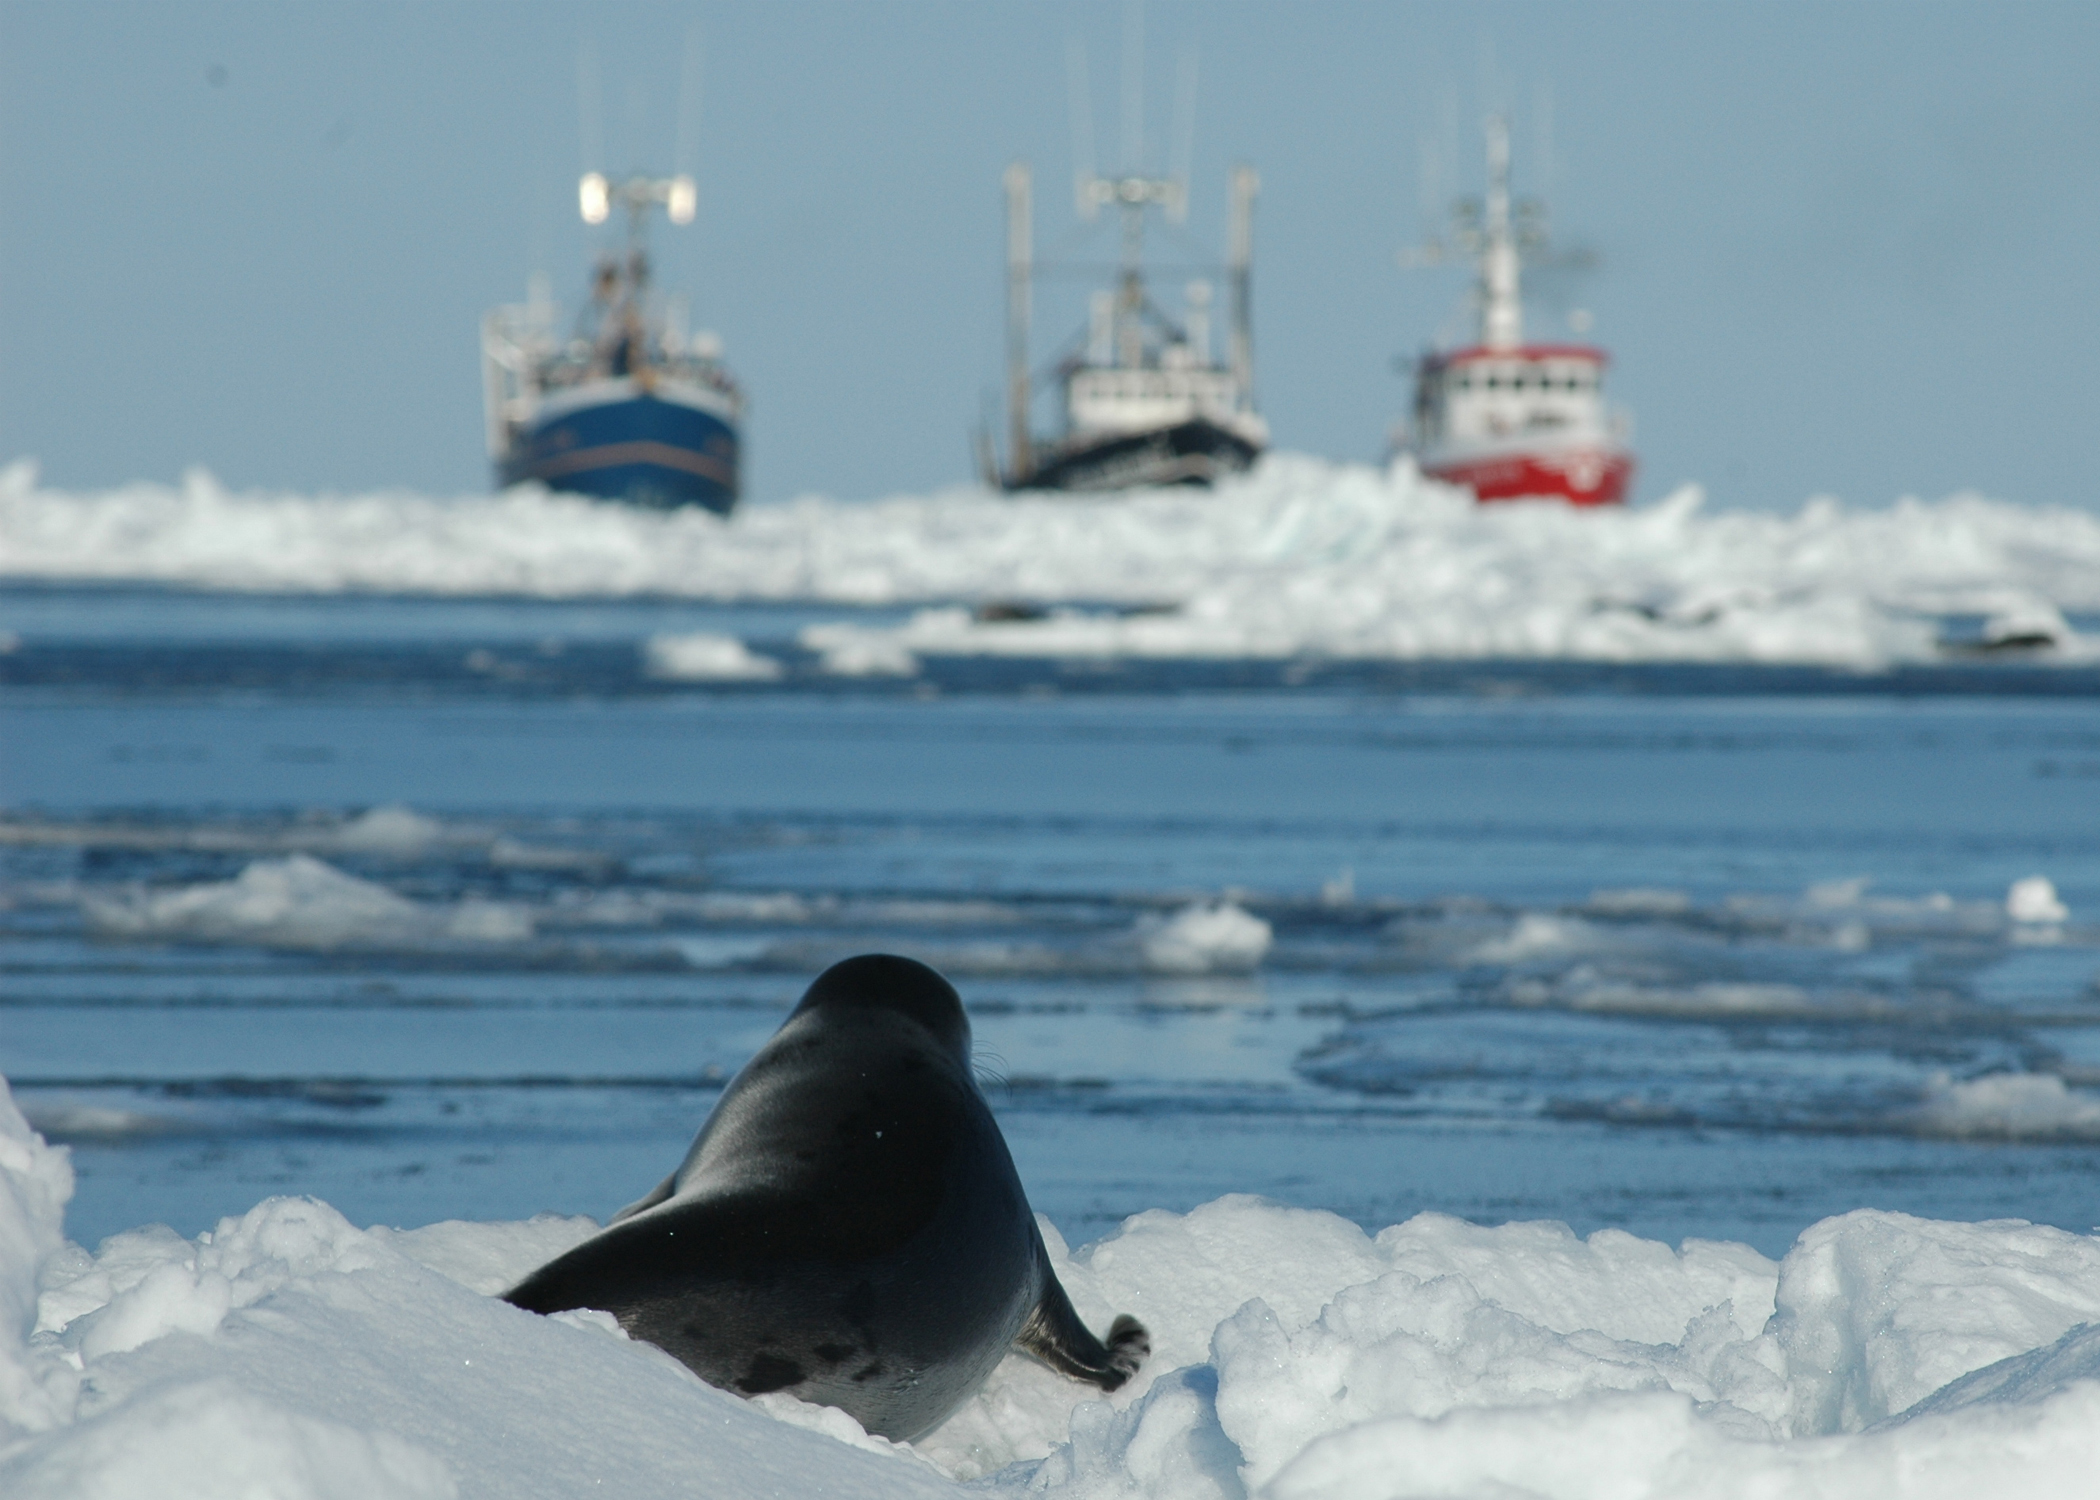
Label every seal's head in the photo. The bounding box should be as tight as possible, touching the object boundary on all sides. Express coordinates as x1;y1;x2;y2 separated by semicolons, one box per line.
790;953;972;1068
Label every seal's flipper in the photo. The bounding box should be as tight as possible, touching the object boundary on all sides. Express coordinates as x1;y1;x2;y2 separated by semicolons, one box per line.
609;1170;679;1223
1015;1275;1150;1391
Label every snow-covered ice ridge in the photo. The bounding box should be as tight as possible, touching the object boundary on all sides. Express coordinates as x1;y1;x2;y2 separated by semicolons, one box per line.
6;1083;2100;1497
5;456;2097;668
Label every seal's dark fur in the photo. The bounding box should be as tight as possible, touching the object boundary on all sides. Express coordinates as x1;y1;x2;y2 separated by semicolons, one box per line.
504;955;1148;1441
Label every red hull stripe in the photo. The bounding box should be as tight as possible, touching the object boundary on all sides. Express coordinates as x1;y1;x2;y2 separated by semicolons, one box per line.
1425;344;1611;368
1425;450;1635;507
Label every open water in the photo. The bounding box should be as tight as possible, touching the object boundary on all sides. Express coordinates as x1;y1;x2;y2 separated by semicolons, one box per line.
3;585;2098;1257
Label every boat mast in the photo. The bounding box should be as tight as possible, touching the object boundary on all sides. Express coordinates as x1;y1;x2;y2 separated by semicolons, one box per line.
1228;164;1258;398
1079;0;1182;378
1005;162;1033;482
1479;115;1522;352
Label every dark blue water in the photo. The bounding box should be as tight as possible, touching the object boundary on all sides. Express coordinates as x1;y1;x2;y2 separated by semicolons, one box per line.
3;587;2098;1258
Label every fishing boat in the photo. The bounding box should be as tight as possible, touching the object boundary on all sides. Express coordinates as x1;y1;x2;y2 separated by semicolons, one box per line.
990;155;1268;493
481;171;742;514
1396;117;1633;506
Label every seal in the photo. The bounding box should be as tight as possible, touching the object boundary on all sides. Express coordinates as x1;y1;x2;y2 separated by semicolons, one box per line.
504;953;1149;1441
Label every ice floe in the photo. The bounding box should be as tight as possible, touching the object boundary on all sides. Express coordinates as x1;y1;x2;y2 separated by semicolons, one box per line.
327;805;445;856
1911;1072;2100;1141
0;806;497;863
5;456;2099;667
7;1074;2100;1496
2009;875;2071;925
81;856;534;951
643;632;787;682
1137;902;1275;974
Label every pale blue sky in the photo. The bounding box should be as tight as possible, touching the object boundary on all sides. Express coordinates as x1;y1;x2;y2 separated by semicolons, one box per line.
1;1;2093;510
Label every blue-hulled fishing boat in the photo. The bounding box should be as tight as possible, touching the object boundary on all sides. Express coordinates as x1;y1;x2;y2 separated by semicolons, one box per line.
482;171;742;514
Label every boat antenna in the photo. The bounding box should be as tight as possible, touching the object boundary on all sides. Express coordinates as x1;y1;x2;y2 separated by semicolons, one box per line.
576;40;604;183
674;26;704;191
1067;41;1096;219
1004;161;1033;483
1228;164;1257;397
1534;80;1555;195
1480;113;1522;350
1121;0;1145;173
1167;50;1197;225
1066;1;1181;366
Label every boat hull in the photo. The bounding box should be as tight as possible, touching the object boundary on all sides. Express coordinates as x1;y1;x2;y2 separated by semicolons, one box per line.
499;391;739;515
1423;445;1634;507
1010;419;1260;493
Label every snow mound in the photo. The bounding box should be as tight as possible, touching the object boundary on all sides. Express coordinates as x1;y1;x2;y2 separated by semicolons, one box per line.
0;1079;74;1443
642;632;786;682
7;1078;2100;1496
6;456;2100;667
1136;902;1274;974
82;856;534;950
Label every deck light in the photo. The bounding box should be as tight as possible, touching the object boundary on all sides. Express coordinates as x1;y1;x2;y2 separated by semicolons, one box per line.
579;172;610;225
667;175;697;225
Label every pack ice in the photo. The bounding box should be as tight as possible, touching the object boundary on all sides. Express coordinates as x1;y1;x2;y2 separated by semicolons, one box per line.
6;1081;2100;1497
5;456;2096;668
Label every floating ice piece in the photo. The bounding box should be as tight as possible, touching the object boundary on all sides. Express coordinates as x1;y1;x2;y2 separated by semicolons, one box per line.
2008;875;2069;924
486;837;608;872
1584;886;1692;916
1806;875;1873;908
1911;1071;2100;1140
799;623;921;677
1466;912;1602;964
443;899;534;943
1980;597;2071;650
329;804;442;855
674;936;778;970
642;632;785;682
80;856;533;951
1724;880;1994;941
1136;901;1273;973
82;855;423;949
